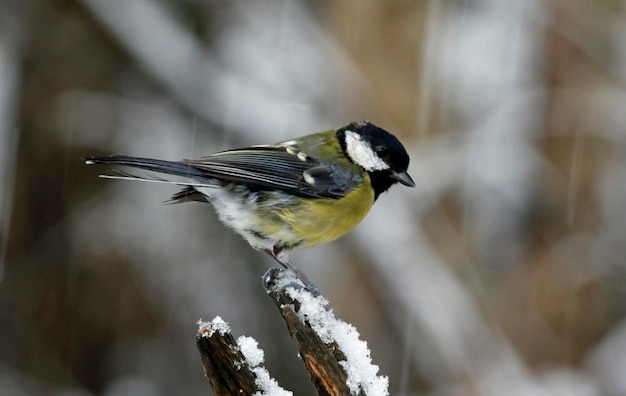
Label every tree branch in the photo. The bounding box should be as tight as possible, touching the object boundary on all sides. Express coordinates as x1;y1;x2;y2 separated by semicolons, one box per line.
196;318;259;396
196;268;388;396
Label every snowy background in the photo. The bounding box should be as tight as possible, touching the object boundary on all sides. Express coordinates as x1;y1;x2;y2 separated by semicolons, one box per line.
2;0;626;395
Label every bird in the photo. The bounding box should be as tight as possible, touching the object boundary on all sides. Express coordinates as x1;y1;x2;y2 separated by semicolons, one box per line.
85;121;414;283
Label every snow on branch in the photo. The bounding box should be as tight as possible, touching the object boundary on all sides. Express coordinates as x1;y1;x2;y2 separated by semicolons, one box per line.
264;268;389;396
196;269;389;396
196;317;291;396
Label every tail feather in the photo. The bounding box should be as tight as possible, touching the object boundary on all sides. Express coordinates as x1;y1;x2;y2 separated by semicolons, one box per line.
98;171;213;188
86;155;218;204
166;186;210;204
85;155;206;179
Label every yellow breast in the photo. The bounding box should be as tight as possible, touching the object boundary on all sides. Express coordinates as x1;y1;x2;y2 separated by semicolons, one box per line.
276;177;375;249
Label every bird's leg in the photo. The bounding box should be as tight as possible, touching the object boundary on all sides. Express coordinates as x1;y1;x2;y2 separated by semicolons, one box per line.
265;247;312;287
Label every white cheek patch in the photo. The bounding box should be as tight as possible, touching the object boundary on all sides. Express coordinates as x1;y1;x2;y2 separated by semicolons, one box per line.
344;131;389;171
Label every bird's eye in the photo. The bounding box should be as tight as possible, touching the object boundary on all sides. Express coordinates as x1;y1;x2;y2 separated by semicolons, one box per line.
375;146;391;159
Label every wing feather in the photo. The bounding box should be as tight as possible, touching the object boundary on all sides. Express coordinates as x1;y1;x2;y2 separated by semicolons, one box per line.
181;147;358;198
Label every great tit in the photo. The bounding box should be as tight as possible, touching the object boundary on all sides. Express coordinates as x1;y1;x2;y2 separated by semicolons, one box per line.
85;121;414;282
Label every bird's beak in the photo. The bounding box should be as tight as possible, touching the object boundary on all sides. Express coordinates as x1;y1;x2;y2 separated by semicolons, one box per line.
392;170;415;187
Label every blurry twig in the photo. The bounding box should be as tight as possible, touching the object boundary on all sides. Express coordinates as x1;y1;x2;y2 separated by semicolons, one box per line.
546;0;626;87
0;1;24;281
352;132;531;383
77;0;348;139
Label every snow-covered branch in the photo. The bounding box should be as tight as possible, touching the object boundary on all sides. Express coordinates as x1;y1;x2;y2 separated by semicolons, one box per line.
197;269;388;396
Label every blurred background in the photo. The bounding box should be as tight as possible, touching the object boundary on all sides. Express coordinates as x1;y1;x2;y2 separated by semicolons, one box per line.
2;0;626;395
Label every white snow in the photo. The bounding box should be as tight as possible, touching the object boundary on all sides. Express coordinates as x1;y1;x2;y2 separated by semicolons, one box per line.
237;336;293;396
238;336;265;367
197;318;292;395
286;287;389;396
197;316;231;337
197;290;388;396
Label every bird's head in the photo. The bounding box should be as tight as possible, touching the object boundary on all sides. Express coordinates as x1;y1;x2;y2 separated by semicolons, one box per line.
337;121;414;198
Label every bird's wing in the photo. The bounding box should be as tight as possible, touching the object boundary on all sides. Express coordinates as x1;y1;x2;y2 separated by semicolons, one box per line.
182;146;360;199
